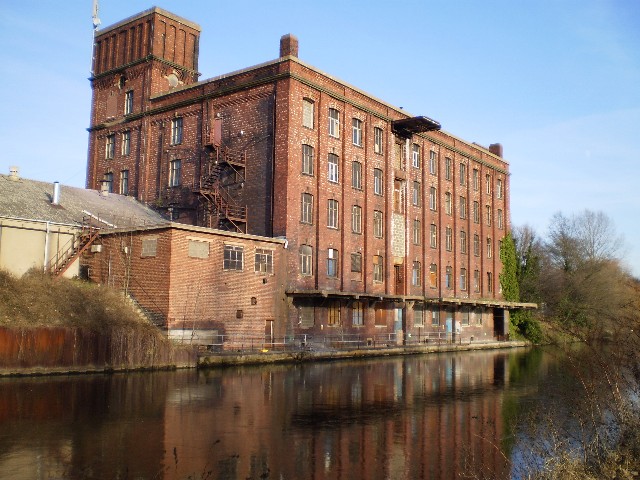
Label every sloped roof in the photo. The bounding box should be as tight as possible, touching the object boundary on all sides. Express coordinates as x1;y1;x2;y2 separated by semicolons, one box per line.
0;174;166;228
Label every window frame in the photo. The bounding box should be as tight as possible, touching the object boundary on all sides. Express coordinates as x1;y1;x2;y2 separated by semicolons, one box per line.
374;127;384;154
300;245;313;276
373;168;384;196
328;108;340;138
412;143;420;168
430;224;437;248
352;205;362;234
302;144;314;176
301;193;313;224
412;261;421;286
105;134;115;159
169;159;181;187
352;161;362;189
171;117;183;145
328;153;339;183
254;248;274;274
327;199;339;229
373;210;383;238
223;245;244;271
302;98;314;129
327;248;339;278
352;118;363;146
121;131;131;156
373;255;384;283
119;169;129;195
124;90;134;115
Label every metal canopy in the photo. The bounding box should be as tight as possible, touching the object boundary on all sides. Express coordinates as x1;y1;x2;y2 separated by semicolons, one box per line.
391;116;441;138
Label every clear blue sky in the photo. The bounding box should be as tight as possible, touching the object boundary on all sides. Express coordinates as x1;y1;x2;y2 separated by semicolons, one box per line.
1;1;639;277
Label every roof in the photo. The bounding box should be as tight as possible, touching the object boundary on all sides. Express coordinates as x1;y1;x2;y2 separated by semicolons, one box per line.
0;174;166;228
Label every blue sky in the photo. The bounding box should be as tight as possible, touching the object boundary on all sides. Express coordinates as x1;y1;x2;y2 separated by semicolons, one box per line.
1;0;639;277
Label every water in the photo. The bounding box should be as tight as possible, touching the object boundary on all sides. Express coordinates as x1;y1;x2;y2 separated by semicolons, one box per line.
0;348;555;479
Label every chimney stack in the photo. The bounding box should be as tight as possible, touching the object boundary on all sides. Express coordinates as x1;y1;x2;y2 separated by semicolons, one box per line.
8;166;19;181
280;34;299;58
489;143;503;157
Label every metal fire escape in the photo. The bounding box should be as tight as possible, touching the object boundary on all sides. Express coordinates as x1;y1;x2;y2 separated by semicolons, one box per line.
198;142;248;234
47;217;100;277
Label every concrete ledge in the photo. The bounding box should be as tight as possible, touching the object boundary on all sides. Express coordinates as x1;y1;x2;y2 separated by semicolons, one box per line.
198;341;529;368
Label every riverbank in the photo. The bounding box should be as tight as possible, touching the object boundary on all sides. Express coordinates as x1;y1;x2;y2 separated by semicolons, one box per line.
198;340;529;367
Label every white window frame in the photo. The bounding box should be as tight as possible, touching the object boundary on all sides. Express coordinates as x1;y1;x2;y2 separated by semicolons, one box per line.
328;108;340;138
223;245;244;270
352;118;362;146
373;210;383;238
169;159;181;187
302;144;314;175
373;168;383;195
327;199;339;229
352;205;362;234
301;193;313;224
352;161;362;189
328;153;339;183
374;127;383;154
171;117;183;145
327;248;339;277
121;131;131;156
412;143;420;168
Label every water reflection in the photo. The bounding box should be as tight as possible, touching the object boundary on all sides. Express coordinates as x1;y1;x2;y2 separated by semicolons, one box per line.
0;349;549;479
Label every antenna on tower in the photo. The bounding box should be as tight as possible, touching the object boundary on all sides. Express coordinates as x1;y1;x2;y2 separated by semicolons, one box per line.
92;0;101;30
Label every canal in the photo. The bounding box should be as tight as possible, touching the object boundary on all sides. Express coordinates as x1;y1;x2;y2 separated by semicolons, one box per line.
0;347;563;479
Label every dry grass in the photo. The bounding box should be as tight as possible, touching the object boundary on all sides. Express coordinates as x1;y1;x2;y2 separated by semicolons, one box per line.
0;269;158;334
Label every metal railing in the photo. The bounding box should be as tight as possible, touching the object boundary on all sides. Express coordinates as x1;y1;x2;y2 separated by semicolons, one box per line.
193;332;502;353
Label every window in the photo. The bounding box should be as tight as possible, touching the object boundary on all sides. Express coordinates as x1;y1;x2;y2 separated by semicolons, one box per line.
473;201;480;224
352;118;362;146
352;301;364;326
105;134;115;159
459;163;466;186
303;99;314;129
394;179;405;214
473;168;479;191
431;308;440;326
445;157;452;180
487;272;493;293
412;261;421;286
497;209;504;229
445;267;453;289
300;245;313;275
373;210;383;238
223;245;244;270
474;234;480;256
189;239;210;259
486;174;492;195
460;268;467;290
328;153;339;183
430;224;437;248
327;248;339;277
171;117;183;145
373;168;383;195
487;237;493;258
119;170;129;195
352;161;362;189
474;269;480;292
352;205;362;233
459;196;467;219
141;237;157;257
328;108;339;137
445;227;452;251
486;205;492;226
413;219;421;245
328;301;341;325
374;127;383;154
429;187;437;210
414;304;424;326
351;253;362;273
460;230;467;254
412;181;421;206
121;131;131;156
102;172;113;193
429;264;438;288
327;199;339;228
124;90;133;115
461;307;470;326
412;144;420;168
169;159;181;187
373;255;384;282
497;178;503;199
255;248;274;274
429;150;437;175
301;193;313;224
302;144;314;175
445;192;452;215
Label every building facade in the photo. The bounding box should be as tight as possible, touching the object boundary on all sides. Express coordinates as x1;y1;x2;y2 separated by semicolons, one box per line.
87;8;515;343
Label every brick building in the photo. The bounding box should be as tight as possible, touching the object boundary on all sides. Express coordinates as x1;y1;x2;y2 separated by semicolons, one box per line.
87;7;521;344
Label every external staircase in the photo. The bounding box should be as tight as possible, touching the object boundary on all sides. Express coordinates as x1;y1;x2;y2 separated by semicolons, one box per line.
47;217;100;277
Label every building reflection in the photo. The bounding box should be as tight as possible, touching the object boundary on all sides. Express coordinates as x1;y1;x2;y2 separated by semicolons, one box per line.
0;350;532;479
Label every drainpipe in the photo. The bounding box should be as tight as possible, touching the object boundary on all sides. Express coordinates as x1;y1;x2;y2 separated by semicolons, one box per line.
43;221;51;273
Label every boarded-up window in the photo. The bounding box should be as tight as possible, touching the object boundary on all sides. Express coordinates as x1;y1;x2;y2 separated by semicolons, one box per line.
375;305;386;326
414;304;424;326
188;239;209;259
141;238;157;257
300;305;314;328
302;99;314;129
